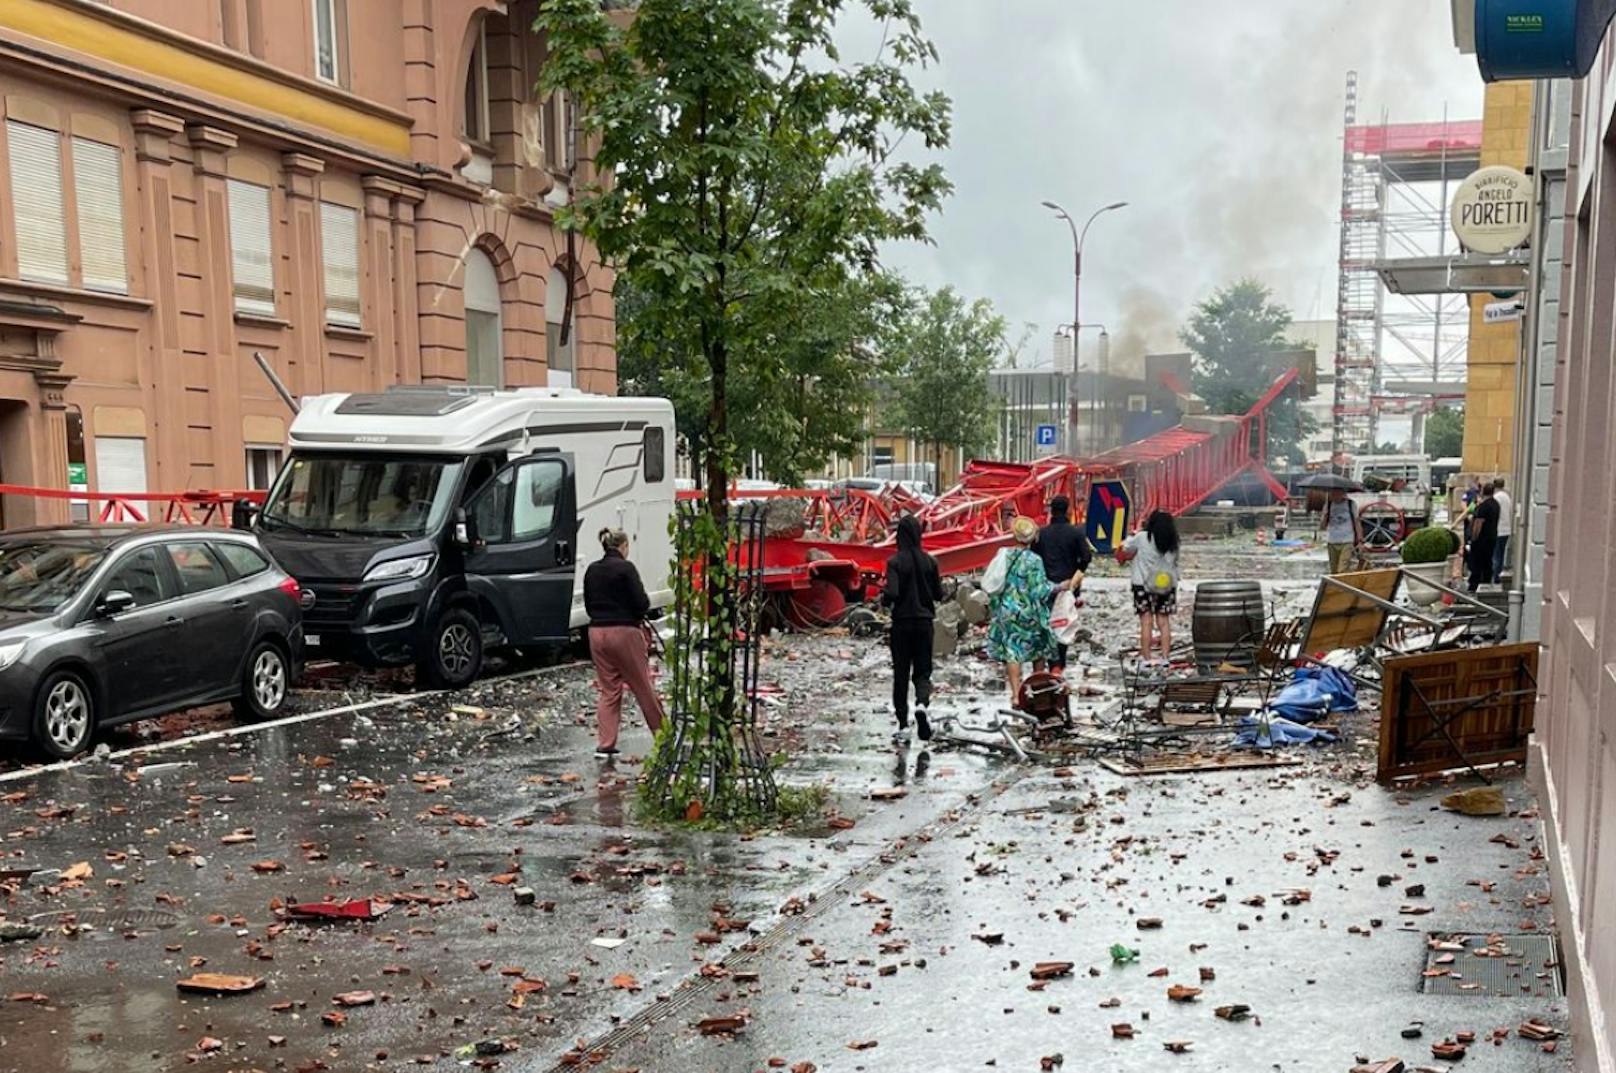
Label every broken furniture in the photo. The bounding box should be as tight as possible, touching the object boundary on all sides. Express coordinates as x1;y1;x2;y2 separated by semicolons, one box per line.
1377;641;1538;783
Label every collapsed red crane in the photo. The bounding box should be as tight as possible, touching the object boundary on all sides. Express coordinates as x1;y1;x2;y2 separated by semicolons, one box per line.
746;368;1301;623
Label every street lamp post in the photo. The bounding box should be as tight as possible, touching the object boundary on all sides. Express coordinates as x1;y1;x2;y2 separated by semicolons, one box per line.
1043;199;1127;457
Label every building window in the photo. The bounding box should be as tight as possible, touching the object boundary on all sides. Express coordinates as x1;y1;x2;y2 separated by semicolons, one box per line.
7;119;68;284
313;0;341;83
543;90;576;173
227;179;275;315
71;138;127;293
460;21;493;184
245;446;282;491
871;445;895;469
94;436;147;496
465;249;502;387
546;266;574;388
463;22;490;143
319;201;361;328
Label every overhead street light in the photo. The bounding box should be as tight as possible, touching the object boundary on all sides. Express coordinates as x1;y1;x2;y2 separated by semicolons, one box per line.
1043;199;1128;455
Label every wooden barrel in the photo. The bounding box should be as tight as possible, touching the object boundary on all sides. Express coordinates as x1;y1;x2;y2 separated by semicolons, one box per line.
1192;581;1266;670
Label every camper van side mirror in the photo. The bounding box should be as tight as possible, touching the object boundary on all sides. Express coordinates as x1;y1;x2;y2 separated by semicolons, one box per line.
453;508;477;549
231;498;259;532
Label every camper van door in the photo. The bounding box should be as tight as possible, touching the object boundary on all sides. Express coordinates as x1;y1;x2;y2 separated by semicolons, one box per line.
462;454;578;643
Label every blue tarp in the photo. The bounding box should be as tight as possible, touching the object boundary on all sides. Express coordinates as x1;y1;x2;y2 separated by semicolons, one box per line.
1291;665;1359;712
1234;715;1339;749
1269;680;1332;724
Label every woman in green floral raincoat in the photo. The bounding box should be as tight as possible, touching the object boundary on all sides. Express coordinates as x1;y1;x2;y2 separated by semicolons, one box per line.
986;516;1074;707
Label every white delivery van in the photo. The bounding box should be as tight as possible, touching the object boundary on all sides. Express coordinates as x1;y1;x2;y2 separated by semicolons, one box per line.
251;385;674;687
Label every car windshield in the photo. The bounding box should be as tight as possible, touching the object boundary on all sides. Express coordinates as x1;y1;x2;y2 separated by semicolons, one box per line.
0;542;108;613
259;455;465;538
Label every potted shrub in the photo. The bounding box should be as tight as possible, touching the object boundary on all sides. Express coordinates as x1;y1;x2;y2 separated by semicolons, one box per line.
1400;526;1456;607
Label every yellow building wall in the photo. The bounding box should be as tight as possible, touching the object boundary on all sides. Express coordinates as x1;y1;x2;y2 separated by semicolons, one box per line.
1462;80;1534;475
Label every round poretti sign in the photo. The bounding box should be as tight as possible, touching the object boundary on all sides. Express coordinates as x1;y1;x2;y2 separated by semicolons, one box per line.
1450;165;1533;254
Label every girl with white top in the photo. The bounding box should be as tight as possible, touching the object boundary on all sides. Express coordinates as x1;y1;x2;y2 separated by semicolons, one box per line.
1116;510;1181;666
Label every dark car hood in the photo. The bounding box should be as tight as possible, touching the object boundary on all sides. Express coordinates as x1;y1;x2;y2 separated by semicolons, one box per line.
257;532;435;584
0;608;51;634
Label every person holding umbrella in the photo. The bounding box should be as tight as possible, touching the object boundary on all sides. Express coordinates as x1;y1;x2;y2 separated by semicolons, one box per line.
1300;474;1365;575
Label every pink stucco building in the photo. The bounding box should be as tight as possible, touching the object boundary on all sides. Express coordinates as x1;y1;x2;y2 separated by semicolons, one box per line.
0;0;615;527
1536;41;1616;1073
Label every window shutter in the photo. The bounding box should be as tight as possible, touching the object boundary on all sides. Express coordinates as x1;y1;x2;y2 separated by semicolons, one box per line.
72;137;128;294
228;179;275;314
320;201;361;327
7;120;68;284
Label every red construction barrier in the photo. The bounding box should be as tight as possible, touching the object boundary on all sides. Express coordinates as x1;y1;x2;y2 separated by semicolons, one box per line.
0;484;265;527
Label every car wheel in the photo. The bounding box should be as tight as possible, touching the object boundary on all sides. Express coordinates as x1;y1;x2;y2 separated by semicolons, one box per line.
32;670;95;761
233;640;290;721
419;608;483;690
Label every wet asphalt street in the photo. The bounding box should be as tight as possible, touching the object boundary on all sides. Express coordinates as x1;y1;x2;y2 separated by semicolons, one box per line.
0;541;1575;1072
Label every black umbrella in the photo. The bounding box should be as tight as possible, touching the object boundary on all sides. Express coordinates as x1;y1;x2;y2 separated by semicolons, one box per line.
1298;473;1365;492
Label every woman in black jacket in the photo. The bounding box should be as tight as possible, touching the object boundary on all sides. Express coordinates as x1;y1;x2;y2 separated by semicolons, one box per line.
882;515;943;744
583;527;665;759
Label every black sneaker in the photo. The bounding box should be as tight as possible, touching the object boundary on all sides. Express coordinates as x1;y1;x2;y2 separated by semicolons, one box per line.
594;746;619;759
915;706;933;741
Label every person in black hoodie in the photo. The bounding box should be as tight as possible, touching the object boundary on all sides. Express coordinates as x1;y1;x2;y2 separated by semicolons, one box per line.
882;515;943;745
583;527;665;759
1036;495;1093;671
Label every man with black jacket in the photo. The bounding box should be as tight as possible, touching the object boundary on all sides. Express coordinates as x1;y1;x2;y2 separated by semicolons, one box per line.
882;515;943;744
1036;495;1093;671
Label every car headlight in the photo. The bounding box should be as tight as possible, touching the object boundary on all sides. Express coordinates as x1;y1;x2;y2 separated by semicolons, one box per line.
363;554;436;583
0;640;25;672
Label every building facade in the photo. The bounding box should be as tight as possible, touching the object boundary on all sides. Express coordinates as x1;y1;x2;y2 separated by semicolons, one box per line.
1534;48;1616;1070
1460;80;1534;476
0;0;615;528
1510;80;1571;644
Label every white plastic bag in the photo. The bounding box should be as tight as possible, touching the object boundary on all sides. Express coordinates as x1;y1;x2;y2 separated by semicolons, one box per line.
1049;589;1081;644
980;547;1011;596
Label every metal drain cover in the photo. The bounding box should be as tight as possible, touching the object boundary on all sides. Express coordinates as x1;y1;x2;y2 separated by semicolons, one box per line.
1422;932;1562;998
29;908;180;931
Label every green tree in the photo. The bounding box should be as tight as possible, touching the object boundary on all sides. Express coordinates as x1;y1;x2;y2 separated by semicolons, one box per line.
1424;405;1464;458
1180;278;1315;464
539;0;949;820
616;272;906;485
885;286;1003;471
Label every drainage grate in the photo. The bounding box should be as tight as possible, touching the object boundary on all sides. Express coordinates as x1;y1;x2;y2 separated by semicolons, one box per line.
1422;932;1562;998
29;908;180;931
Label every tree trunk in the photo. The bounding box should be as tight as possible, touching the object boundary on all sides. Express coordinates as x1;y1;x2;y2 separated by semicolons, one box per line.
703;337;735;733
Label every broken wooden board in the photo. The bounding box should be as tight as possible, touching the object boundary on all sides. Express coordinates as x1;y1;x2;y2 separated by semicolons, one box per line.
1099;752;1303;777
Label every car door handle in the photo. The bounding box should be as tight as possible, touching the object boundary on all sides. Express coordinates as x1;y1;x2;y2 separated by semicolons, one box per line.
164;616;184;630
231;599;248;610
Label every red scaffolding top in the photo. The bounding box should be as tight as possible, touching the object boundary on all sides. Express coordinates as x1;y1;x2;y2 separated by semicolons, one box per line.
1345;121;1483;157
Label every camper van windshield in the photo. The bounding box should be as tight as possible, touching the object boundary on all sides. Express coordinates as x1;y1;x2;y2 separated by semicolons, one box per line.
260;455;465;538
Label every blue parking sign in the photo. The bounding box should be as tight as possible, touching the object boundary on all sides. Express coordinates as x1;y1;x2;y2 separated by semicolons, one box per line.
1035;424;1058;448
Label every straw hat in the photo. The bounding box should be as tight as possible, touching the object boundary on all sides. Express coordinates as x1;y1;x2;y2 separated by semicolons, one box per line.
1011;516;1039;544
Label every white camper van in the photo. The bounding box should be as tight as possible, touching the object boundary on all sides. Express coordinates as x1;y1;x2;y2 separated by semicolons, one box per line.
252;386;674;687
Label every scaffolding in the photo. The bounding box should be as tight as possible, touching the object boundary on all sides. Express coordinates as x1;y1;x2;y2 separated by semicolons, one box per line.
1333;72;1482;461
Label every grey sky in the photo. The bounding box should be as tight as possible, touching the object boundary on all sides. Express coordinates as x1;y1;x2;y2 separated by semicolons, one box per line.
853;1;1484;370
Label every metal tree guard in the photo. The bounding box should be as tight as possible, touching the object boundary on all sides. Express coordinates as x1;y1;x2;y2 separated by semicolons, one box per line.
643;500;778;819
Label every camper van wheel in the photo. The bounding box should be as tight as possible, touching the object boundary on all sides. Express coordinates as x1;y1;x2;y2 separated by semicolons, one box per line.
420;608;483;689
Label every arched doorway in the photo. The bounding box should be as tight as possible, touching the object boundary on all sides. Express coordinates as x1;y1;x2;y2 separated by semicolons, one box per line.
465;249;502;387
